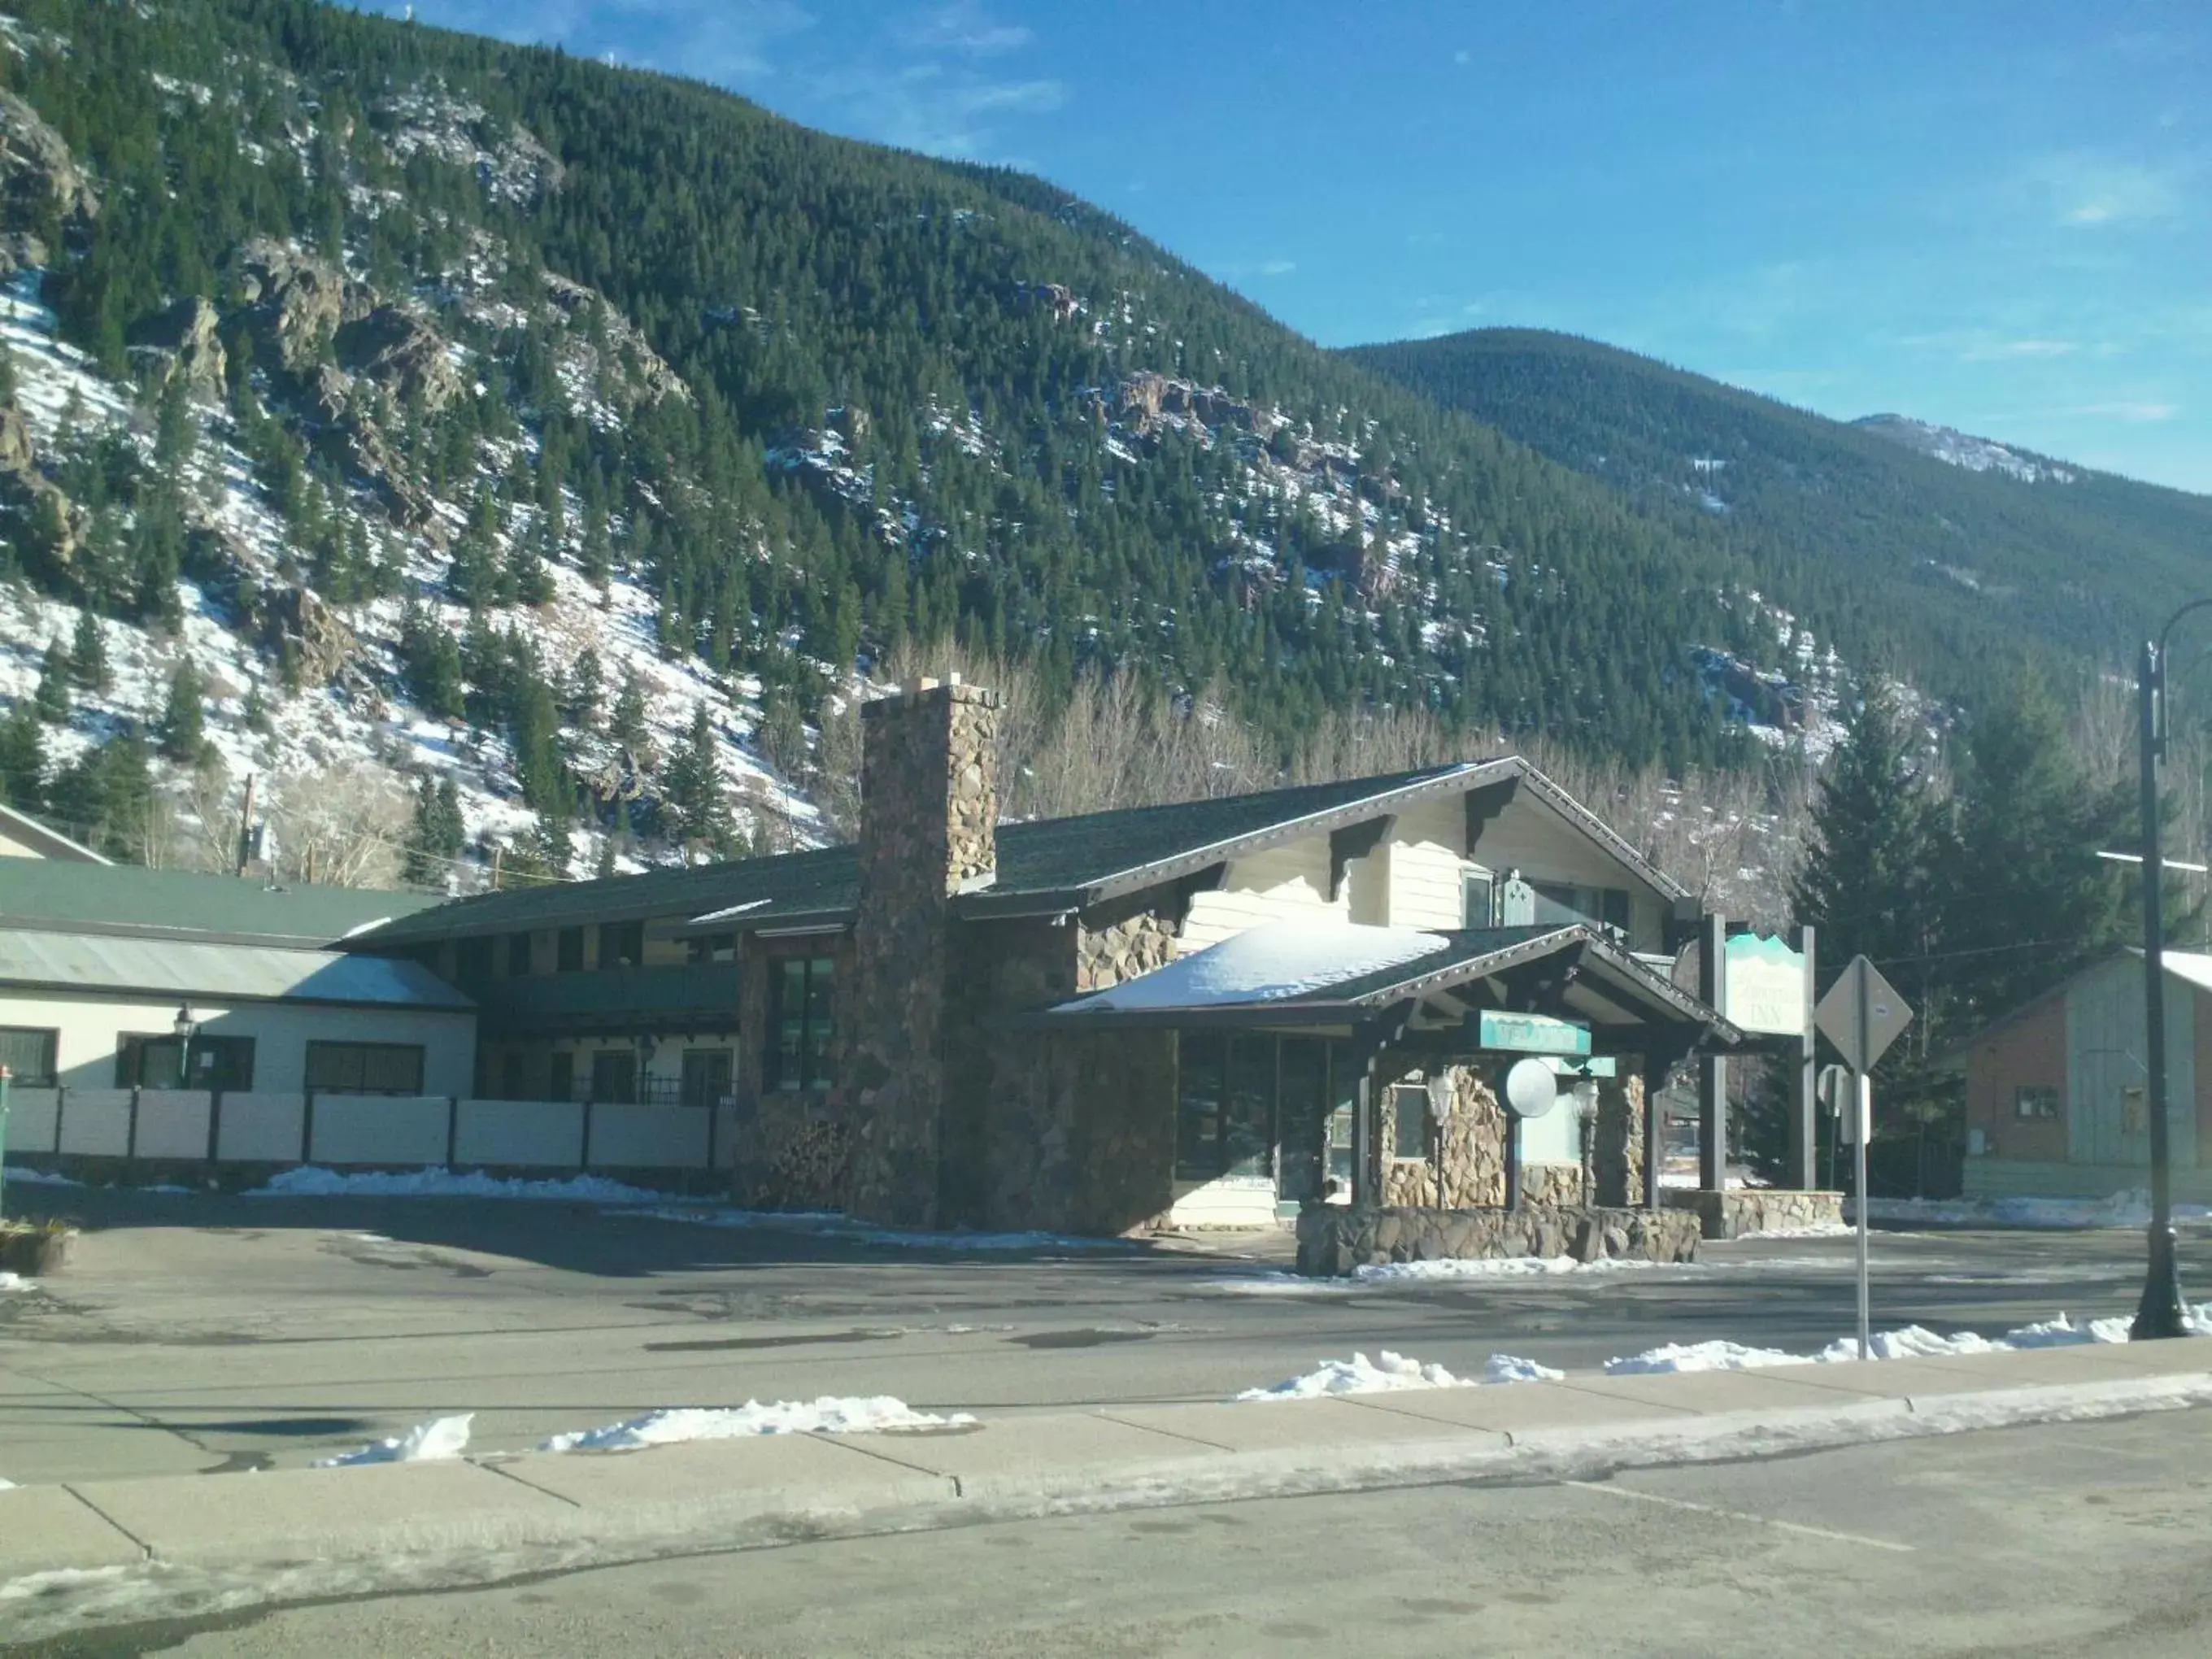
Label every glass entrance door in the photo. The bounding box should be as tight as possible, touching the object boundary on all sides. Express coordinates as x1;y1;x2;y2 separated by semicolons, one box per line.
1276;1038;1330;1206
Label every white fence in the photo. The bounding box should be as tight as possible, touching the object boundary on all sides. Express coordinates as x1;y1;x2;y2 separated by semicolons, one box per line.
0;1086;736;1176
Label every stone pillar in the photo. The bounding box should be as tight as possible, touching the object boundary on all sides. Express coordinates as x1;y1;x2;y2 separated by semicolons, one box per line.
839;679;1000;1228
1594;1070;1646;1207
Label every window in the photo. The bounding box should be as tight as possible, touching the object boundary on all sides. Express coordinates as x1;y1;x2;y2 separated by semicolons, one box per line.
305;1041;425;1095
507;933;533;976
1463;869;1496;929
2014;1086;2060;1121
0;1026;58;1087
547;1050;574;1103
116;1034;254;1091
1174;1034;1273;1182
500;1048;529;1099
599;919;645;969
767;956;837;1091
1531;882;1632;935
556;927;586;973
455;935;494;985
2122;1086;2147;1135
1391;1082;1431;1160
687;932;737;964
589;1048;638;1104
681;1047;734;1108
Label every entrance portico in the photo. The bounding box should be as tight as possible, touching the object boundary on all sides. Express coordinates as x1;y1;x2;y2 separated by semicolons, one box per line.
1042;918;1742;1226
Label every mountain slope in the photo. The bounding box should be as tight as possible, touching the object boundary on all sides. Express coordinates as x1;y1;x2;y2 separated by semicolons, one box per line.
1343;329;2212;697
0;0;1841;878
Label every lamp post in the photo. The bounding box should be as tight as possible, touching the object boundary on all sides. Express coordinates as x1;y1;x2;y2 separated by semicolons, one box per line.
172;1003;198;1091
2131;600;2212;1340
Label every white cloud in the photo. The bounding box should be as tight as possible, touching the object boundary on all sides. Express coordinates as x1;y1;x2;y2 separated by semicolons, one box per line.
2028;153;2188;228
896;2;1034;56
1259;258;1297;276
2071;400;2179;422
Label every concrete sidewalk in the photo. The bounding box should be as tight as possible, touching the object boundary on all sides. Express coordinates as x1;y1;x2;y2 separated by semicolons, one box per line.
7;1340;2212;1643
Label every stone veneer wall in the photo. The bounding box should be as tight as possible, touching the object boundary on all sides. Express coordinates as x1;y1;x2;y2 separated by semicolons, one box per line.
839;681;1000;1228
1378;1066;1508;1207
1661;1187;1845;1239
1594;1072;1646;1207
1297;1204;1700;1277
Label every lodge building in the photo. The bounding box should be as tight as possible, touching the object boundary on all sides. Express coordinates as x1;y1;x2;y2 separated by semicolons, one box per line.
347;680;1741;1234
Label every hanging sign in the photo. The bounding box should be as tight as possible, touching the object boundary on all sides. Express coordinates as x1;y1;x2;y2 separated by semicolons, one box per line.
1722;933;1809;1036
1477;1009;1592;1056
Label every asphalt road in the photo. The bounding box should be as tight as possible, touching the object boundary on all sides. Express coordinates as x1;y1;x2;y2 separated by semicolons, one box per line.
1;1184;2199;1486
18;1408;2212;1657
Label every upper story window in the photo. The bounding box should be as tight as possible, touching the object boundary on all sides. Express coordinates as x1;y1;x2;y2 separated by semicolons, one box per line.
687;932;738;964
556;926;586;973
599;919;645;969
767;956;836;1091
508;932;533;976
1531;881;1631;935
455;935;495;985
1463;868;1496;929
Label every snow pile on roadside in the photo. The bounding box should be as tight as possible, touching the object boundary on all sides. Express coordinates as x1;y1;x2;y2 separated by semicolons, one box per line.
0;1272;28;1293
249;1166;682;1204
1605;1340;1813;1375
315;1413;473;1467
0;1165;81;1188
0;1476;14;1489
1352;1255;1672;1283
1608;1310;2145;1374
1862;1190;2212;1230
1239;1349;1560;1400
1734;1222;1855;1239
541;1397;974;1452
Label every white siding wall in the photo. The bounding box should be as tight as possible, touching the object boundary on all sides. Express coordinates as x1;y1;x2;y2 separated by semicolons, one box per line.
455;1099;586;1166
216;1093;307;1161
0;989;475;1096
2066;957;2197;1169
1179;840;1345;953
1387;799;1468;930
1468;791;1669;951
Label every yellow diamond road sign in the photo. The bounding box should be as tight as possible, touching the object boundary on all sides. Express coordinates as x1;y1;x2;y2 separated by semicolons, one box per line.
1815;954;1914;1073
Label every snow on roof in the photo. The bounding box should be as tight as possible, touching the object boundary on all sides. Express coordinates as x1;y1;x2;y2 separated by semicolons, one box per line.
2161;952;2212;996
1064;919;1449;1012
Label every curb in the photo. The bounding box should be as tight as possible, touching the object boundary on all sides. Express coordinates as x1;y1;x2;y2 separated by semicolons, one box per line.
5;1365;2210;1645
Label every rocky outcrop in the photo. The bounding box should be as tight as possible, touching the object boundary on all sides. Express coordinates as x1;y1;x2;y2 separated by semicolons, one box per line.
0;230;46;278
1296;1204;1701;1276
128;296;228;396
1114;372;1275;440
335;307;463;414
0;92;98;228
233;239;370;376
541;271;687;408
0;400;87;570
260;586;356;687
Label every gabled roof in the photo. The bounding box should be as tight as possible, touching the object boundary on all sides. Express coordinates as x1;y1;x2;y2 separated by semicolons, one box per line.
0;928;473;1010
0;862;441;949
0;802;109;864
348;754;1687;949
1041;919;1739;1044
1932;947;2212;1071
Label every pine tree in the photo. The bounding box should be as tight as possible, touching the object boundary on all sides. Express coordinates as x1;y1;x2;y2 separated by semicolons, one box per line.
1939;672;2132;1026
0;702;45;809
158;659;207;763
662;703;731;859
34;642;72;724
401;776;468;886
611;668;651;755
69;612;110;692
1791;682;1940;978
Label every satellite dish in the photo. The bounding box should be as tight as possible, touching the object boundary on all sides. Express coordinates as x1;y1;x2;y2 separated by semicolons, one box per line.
1501;1058;1559;1120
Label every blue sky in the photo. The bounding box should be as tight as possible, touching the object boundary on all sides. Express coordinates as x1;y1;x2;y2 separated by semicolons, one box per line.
377;2;2209;492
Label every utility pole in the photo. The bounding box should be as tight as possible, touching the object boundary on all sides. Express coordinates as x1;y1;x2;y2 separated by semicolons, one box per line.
2131;610;2208;1340
234;772;257;877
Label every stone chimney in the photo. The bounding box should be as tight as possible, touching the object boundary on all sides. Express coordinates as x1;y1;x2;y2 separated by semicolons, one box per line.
840;677;1000;1226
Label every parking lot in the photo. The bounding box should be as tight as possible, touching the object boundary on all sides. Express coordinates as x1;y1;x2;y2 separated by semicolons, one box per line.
0;1183;2187;1487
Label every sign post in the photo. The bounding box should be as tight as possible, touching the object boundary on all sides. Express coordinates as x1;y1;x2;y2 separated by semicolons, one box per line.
1815;956;1914;1361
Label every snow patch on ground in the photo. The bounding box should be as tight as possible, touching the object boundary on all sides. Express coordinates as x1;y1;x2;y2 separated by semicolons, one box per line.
1863;1190;2212;1230
1607;1310;2157;1374
0;1165;80;1187
246;1166;686;1204
541;1397;973;1452
1353;1255;1670;1283
315;1413;472;1466
0;1272;28;1293
1239;1349;1560;1401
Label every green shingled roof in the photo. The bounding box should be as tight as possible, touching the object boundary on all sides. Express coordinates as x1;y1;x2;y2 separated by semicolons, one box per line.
349;755;1681;951
0;861;441;947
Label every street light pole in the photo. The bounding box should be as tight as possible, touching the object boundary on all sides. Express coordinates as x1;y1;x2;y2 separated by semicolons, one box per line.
2132;601;2212;1340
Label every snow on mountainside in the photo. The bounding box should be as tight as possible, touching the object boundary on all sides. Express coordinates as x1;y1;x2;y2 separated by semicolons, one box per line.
1853;414;2077;485
0;267;815;887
